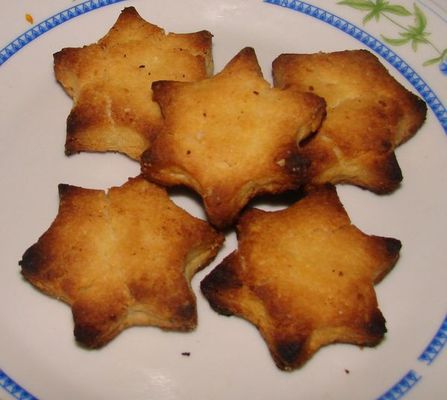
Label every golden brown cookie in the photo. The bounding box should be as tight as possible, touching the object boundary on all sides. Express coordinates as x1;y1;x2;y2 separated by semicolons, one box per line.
272;50;426;193
141;47;326;228
201;184;401;370
54;6;213;160
20;177;223;348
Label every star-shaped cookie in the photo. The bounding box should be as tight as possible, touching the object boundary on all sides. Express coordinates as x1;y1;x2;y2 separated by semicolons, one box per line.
54;6;213;160
19;177;223;348
273;50;426;193
201;184;401;370
141;47;326;228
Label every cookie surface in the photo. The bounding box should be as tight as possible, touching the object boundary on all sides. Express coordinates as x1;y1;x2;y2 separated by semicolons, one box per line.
142;47;325;228
273;50;426;193
54;6;213;160
20;177;223;348
201;185;401;370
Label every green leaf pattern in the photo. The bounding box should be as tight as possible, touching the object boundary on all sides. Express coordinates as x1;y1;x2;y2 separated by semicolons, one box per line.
337;0;447;70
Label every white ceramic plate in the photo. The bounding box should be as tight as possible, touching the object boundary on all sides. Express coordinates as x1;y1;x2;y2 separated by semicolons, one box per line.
1;1;446;399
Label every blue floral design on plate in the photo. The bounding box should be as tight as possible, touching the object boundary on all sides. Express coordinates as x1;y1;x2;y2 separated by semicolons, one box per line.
440;60;447;75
